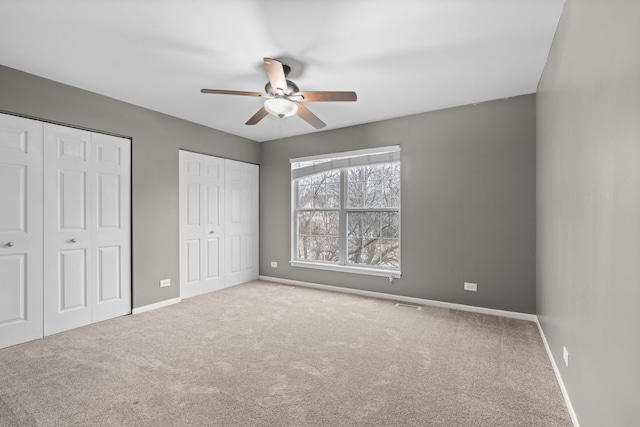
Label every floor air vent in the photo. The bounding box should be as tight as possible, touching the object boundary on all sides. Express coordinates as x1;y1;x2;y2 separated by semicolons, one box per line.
395;302;422;310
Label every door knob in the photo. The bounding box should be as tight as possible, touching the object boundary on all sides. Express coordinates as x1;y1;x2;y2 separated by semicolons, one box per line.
210;231;215;234
70;238;78;243
6;242;14;247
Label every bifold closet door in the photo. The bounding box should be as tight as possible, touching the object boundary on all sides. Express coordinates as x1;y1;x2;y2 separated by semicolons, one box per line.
225;159;259;287
179;152;258;298
0;114;44;349
91;132;131;323
180;151;225;298
43;123;131;336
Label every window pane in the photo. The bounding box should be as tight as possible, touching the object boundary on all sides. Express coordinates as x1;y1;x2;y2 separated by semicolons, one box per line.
296;210;339;263
296;171;340;209
297;236;309;259
349;212;381;238
323;237;340;262
347;212;364;238
347;171;365;207
365;178;381;207
348;237;364;264
348;237;380;265
310;212;324;235
358;238;380;265
381;212;399;238
325;211;340;237
325;183;340;208
347;163;400;208
382;164;400;206
379;239;399;267
347;211;399;267
299;236;321;261
297;183;313;209
363;212;381;238
297;212;310;236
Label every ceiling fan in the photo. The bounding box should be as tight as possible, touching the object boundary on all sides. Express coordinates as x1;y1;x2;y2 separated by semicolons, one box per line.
201;58;357;129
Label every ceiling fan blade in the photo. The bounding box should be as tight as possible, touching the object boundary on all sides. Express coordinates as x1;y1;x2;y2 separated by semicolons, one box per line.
297;91;358;102
201;89;263;97
263;58;288;95
245;106;269;126
295;103;326;129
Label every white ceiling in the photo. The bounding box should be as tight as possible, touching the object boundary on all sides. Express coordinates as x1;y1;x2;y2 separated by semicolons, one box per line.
0;0;565;142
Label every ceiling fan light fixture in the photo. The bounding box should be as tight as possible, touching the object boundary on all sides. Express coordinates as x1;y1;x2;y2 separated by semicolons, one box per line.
264;97;298;118
201;57;355;129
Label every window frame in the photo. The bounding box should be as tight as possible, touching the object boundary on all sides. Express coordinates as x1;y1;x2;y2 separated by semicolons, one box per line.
290;146;401;279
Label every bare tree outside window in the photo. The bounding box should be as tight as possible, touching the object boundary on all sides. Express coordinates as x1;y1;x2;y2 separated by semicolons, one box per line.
296;170;340;262
293;151;400;273
346;164;400;267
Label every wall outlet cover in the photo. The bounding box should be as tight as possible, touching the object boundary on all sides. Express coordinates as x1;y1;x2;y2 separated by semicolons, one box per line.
160;279;171;288
270;261;278;268
464;282;478;292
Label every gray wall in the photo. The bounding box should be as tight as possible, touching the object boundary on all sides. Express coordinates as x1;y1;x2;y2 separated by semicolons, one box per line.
536;0;640;425
260;95;536;313
0;65;260;308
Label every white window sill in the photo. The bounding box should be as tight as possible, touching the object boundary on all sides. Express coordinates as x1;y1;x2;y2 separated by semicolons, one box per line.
290;260;402;279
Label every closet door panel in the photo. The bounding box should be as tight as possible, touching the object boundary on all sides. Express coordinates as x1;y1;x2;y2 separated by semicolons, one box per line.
206;237;220;279
180;151;225;298
97;174;121;229
58;248;88;310
44;124;93;336
59;170;87;230
224;159;258;287
97;246;121;302
229;235;241;274
0;114;43;349
0;164;26;231
0;254;26;323
187;239;201;283
92;133;130;323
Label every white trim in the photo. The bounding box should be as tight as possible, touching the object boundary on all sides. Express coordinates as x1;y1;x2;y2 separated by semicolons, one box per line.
289;260;401;279
131;297;181;315
291;150;400;179
290;145;400;164
536;319;581;427
258;276;536;322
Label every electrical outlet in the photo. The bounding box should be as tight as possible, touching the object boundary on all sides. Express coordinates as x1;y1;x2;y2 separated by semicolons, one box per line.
563;346;569;367
160;279;171;288
270;261;278;268
464;282;478;292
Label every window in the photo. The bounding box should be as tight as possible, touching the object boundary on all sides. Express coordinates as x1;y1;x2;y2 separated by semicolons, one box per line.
291;146;401;277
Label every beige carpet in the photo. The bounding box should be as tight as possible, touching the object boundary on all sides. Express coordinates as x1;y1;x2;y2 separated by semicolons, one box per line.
0;280;571;426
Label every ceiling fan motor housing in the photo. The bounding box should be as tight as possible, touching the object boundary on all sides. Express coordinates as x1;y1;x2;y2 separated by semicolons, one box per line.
265;80;300;96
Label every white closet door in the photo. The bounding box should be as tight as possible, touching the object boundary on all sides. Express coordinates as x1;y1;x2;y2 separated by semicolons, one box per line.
92;133;131;322
225;159;259;287
180;151;225;298
44;125;131;335
0;114;43;349
44;124;94;335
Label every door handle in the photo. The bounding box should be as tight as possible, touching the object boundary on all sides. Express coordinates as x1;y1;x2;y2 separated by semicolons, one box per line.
210;231;215;234
6;242;14;247
70;238;78;243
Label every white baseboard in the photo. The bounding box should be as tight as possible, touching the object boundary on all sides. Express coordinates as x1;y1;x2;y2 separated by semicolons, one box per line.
132;297;181;315
536;319;580;427
258;275;537;322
